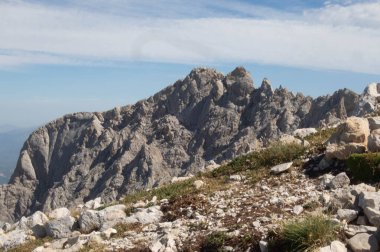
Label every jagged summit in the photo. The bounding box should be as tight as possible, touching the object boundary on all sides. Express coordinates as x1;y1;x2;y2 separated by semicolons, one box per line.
0;67;378;223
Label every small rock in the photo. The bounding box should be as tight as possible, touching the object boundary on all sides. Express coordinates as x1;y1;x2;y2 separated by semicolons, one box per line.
160;199;169;205
204;160;220;172
328;172;350;189
345;225;378;238
193;180;205;190
259;240;268;252
2;223;12;232
252;221;261;228
357;216;368;225
368;129;380;152
331;240;347;252
321;193;331;205
293;128;317;138
171;175;193;183
337;209;358;223
368;117;380;131
270;197;280;205
101;228;117;239
271;162;293;175
351;183;376;196
293;205;303;216
151;196;158;204
319;158;333;171
133;201;146;208
348;233;379;252
48;207;71;220
321;174;335;188
229;175;245;181
87;234;103;247
84;197;102;209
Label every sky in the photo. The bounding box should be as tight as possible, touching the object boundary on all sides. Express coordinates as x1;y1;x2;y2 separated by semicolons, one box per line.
0;0;380;128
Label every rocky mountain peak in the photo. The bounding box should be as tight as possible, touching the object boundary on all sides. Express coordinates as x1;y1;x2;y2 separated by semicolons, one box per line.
259;78;273;96
0;67;378;224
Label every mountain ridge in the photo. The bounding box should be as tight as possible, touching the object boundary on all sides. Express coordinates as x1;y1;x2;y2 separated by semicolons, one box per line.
0;67;378;223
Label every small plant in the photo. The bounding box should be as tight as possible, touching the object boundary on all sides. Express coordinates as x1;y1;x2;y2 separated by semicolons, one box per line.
113;222;143;238
347;153;380;182
201;231;228;252
304;127;338;152
268;215;341;252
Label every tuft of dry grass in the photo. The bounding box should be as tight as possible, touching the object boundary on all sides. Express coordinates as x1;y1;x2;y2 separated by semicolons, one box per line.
268;215;342;252
8;237;52;252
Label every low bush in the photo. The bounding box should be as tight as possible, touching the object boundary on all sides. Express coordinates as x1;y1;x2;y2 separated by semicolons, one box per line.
211;142;306;177
123;178;196;205
268;215;341;252
347;153;380;182
201;231;227;252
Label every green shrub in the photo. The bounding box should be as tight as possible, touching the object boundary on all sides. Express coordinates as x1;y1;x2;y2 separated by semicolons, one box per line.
347;153;380;182
123;178;196;205
201;231;227;252
211;142;306;177
269;215;341;252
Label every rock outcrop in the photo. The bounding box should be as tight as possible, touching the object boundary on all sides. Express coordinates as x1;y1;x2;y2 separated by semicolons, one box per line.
0;67;378;223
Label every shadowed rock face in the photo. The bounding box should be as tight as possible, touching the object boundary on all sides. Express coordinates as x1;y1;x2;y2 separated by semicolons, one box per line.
0;67;375;223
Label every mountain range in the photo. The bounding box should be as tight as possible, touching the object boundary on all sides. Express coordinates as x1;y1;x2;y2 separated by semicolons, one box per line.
0;67;378;223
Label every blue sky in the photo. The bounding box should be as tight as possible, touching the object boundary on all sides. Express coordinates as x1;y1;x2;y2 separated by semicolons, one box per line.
0;0;380;128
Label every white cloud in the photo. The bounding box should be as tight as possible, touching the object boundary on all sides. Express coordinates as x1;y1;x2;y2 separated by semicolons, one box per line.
0;0;379;74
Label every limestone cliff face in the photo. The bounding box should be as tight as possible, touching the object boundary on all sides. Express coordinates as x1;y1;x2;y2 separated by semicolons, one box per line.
0;67;376;223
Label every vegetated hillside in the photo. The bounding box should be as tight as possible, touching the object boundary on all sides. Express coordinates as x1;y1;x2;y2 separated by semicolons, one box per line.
0;127;34;184
0;67;378;223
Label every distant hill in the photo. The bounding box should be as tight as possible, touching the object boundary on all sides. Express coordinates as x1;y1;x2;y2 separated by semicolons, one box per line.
0;126;34;184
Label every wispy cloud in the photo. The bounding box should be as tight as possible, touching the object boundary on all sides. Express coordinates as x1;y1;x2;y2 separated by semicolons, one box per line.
0;0;379;74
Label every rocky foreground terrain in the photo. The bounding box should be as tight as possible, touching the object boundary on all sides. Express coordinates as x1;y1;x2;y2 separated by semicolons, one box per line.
0;67;379;224
2;115;380;251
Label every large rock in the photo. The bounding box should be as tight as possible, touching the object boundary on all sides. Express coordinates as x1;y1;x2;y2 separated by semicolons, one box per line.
344;225;378;238
326;117;370;160
0;68;373;223
337;209;358;223
348;233;379;252
368;117;380;131
79;210;101;233
125;206;163;225
20;211;48;238
79;204;127;233
358;191;380;227
0;229;28;250
320;240;347;252
368;129;380;152
45;216;76;239
328;172;350;189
